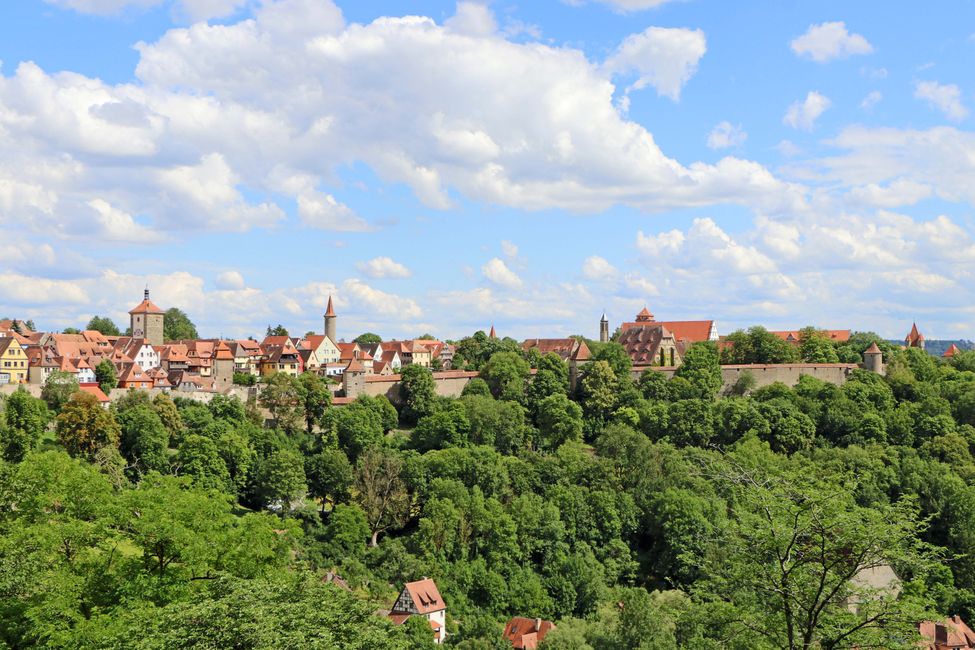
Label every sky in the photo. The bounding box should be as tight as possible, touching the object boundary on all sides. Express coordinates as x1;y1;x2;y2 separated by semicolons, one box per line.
1;0;974;342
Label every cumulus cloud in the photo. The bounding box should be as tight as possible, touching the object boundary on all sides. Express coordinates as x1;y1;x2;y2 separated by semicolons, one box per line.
501;240;519;259
790;22;873;62
914;81;968;121
783;91;831;130
444;1;497;36
482;257;523;288
582;255;619;281
604;26;707;100
357;256;412;279
215;270;246;290
707;121;747;149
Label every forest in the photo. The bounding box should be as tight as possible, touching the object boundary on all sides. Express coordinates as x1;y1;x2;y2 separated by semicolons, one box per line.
2;326;974;649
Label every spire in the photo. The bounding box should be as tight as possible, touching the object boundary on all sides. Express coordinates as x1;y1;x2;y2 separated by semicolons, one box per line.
325;295;336;317
144;285;150;301
489;324;497;339
600;311;608;323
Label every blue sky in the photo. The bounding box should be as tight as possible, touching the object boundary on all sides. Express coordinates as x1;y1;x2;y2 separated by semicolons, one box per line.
1;0;973;342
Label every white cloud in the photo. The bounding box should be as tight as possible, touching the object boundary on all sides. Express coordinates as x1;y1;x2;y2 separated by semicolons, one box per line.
707;121;747;149
444;1;497;37
501;240;519;259
860;90;882;111
482;257;523;288
44;0;247;21
87;199;166;243
582;255;619;281
783;91;831;130
565;0;679;10
790;22;873;63
846;179;933;208
914;81;968;121
341;278;422;319
357;256;412;279
604;26;707;101
215;270;245;290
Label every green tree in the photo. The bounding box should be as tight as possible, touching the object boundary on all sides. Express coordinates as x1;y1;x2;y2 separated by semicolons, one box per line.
305;448;354;512
322;503;371;559
164;307;199;341
579;360;617;434
329;397;384;460
695;449;939;650
535;393;583;451
56;392;120;460
259;373;304;435
354;332;382;345
95;358;118;394
720;326;801;365
673;341;722;399
85;315;121;336
2;388;49;461
399;364;436;425
41;370;80;412
297;371;331;433
175;434;232;492
412;407;471;452
118;404;170;475
355;447;411;546
480;351;531;403
799;327;841;363
265;324;289;337
250;449;307;510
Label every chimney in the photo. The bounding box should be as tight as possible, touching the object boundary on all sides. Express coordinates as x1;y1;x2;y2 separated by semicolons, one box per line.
535;618;542;631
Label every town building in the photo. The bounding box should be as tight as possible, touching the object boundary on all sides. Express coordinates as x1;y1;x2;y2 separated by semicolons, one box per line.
503;617;556;649
388;578;447;644
918;615;975;649
129;288;165;347
0;337;29;384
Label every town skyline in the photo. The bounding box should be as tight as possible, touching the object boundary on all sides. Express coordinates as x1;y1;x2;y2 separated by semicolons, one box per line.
2;0;974;340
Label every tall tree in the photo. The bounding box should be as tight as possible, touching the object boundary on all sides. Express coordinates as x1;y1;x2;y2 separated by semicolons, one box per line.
265;324;289;337
95;358;118;394
673;341;723;399
2;388;49;461
296;371;331;433
56;392;121;460
355;447;411;546
164;307;199;341
85;315;121;336
41;370;79;413
695;448;938;650
259;373;304;435
354;332;382;345
399;364;436;425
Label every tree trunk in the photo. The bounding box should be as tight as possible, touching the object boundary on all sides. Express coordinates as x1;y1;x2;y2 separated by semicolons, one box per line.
371;530;380;547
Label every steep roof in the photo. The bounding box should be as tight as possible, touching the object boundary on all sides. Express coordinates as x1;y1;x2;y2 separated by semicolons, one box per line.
770;329;851;343
397;578;446;615
944;343;962;358
325;295;336;317
79;384;110;403
521;338;590;362
906;322;925;346
865;342;882;354
129;298;164;315
489;325;497;339
618;324;677;366
918;615;975;649
214;341;234;361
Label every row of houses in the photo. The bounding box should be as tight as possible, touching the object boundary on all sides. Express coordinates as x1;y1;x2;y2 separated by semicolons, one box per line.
0;293;456;394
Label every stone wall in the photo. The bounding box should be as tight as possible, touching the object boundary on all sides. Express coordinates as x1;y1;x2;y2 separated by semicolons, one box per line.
631;363;859;393
361;371;480;405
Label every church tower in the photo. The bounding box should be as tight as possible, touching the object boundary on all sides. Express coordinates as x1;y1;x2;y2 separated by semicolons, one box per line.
599;312;609;343
129;288;165;346
324;295;337;343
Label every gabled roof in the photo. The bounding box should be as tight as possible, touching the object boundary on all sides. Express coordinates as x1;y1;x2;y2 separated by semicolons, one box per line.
618;323;677;365
214;341;234;360
395;578;446;615
635;306;654;321
521;338;590;362
621;319;715;343
918;615;975;649
79;384;111;403
770;329;851;344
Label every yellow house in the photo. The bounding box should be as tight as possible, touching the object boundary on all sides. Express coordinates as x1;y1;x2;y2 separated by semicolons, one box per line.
0;337;29;384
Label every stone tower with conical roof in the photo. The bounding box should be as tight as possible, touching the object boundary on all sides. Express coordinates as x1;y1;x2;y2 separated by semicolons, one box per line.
863;342;884;374
599;312;609;343
324;295;337;343
129;287;165;346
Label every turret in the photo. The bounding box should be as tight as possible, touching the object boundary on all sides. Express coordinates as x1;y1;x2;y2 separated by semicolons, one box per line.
863;342;884;375
324;295;337;343
599;312;609;343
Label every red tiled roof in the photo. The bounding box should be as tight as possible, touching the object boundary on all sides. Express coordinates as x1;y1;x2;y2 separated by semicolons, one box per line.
770;329;851;343
325;295;336;317
865;342;882;354
944;344;962;358
79;385;110;403
907;322;925;346
400;578;445;615
621;319;714;343
919;615;975;649
503;617;556;650
129;298;164;315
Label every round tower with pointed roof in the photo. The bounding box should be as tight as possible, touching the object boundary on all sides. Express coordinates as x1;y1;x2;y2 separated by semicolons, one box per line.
129;287;165;346
599;312;609;343
324;295;337;343
863;342;884;375
905;322;925;350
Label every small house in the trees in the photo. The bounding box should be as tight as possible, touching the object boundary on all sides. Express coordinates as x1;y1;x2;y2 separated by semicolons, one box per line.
387;578;447;644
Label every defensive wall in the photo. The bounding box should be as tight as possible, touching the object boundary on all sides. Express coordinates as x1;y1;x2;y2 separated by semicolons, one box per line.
1;363;860;408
